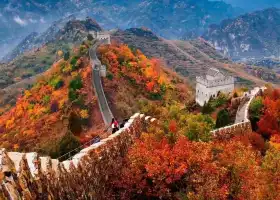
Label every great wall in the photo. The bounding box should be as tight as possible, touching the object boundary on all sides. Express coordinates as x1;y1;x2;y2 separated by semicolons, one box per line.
211;86;266;140
0;31;268;199
0;113;156;200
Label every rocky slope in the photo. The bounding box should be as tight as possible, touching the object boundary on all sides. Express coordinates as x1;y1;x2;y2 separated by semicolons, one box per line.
2;16;102;62
112;28;276;87
203;8;280;60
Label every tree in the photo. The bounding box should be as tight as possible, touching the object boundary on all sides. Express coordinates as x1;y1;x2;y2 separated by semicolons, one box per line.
202;102;214;114
58;132;81;157
216;109;231;128
249;97;264;131
64;51;70;61
87;34;94;41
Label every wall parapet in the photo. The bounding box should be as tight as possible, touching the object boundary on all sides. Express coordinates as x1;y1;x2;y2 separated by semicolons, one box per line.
196;76;234;88
0;113;156;200
211;86;266;140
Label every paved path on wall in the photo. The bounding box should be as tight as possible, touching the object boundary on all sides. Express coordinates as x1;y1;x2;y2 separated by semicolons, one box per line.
235;98;250;123
89;40;113;126
234;87;262;123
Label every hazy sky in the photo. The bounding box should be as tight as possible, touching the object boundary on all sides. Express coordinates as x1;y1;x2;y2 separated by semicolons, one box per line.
219;0;280;11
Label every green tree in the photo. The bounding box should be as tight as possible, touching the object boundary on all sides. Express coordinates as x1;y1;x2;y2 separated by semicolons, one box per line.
87;34;94;41
64;51;70;61
249;96;263;131
184;114;214;142
216;109;231;128
202;102;214;114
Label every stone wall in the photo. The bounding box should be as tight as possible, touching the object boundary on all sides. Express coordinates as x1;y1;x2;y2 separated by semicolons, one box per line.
211;121;252;140
211;86;266;140
0;113;156;200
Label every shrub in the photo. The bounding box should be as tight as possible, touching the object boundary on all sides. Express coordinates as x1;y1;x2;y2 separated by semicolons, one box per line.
68;88;78;102
69;75;83;91
202;102;214;114
249;97;264;131
87;34;94;41
49;76;64;90
216;109;231;128
58;132;81;157
70;57;78;65
64;51;70;61
43;95;50;105
185;114;214;142
106;72;113;80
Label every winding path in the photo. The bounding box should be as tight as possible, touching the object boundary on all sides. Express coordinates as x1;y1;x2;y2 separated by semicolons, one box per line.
89;39;113;126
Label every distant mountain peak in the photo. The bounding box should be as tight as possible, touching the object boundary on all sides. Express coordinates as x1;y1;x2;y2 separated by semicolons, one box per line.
203;7;280;60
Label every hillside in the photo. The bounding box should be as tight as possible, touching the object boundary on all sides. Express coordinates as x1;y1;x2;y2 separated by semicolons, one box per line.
112;28;278;87
203;8;280;60
0;40;104;156
0;39;195;158
0;18;103;114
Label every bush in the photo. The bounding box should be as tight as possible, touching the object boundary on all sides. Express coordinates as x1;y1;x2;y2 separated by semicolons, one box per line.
249;97;264;131
69;75;83;91
43;95;50;105
64;51;70;61
58;132;81;157
70;57;78;65
68;88;78;102
202;102;214;114
216;109;231;128
106;72;113;80
49;76;64;90
87;34;94;41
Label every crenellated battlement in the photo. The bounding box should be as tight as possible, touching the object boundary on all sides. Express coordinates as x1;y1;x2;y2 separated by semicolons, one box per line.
0;113;156;200
196;76;234;88
211;86;266;140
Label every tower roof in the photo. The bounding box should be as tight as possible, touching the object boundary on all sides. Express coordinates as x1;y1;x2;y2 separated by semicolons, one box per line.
206;68;223;77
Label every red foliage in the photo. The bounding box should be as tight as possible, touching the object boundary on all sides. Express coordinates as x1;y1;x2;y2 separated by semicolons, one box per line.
233;132;265;153
168;120;177;133
257;97;280;137
98;44;166;96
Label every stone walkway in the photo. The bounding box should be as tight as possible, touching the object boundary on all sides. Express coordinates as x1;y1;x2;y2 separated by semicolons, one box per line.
89;38;113;126
234;87;264;123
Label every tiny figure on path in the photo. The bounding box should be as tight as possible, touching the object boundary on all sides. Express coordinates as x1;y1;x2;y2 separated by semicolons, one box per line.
111;118;120;134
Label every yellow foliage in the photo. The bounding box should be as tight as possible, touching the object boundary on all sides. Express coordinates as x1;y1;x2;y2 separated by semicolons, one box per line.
24;90;32;98
6;118;15;129
80;109;89;119
71;71;79;77
57;50;63;57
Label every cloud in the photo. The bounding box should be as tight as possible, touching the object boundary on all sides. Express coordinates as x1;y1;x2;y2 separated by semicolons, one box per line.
14;16;27;26
29;18;38;23
40;18;46;23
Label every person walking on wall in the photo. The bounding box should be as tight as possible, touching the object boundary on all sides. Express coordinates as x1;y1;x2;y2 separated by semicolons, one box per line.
111;118;119;134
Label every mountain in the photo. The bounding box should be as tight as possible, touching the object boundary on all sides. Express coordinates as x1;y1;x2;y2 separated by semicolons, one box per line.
203;8;280;60
222;0;280;11
112;28;279;87
2;15;103;62
0;0;242;60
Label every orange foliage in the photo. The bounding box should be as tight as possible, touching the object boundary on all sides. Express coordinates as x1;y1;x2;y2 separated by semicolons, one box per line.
0;45;95;151
113;134;262;199
99;44;166;97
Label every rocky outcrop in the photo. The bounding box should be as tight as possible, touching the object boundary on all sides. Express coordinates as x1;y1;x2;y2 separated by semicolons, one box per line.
203;8;280;60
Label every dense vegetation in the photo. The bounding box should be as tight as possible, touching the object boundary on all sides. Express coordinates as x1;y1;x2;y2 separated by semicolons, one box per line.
0;40;99;157
105;87;280;200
